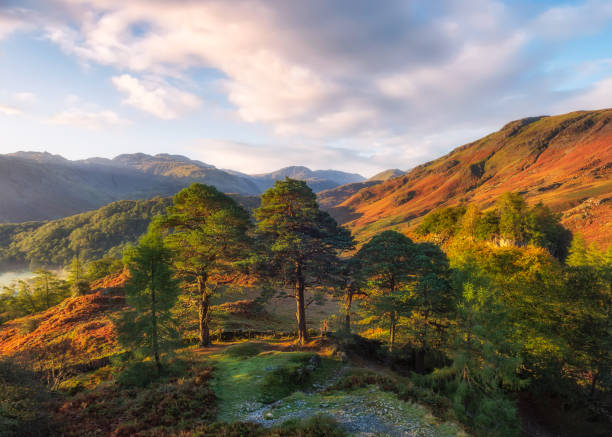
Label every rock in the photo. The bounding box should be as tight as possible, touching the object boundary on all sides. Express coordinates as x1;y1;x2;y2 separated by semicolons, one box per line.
309;354;322;368
264;412;274;420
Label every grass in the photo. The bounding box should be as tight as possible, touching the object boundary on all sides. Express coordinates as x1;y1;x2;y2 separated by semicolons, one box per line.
207;342;344;422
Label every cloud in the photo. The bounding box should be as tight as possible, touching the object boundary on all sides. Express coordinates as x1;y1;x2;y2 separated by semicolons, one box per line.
0;104;22;116
13;92;36;103
112;74;201;119
557;77;612;112
4;0;612;172
49;108;129;129
532;0;612;40
38;0;535;138
0;9;30;40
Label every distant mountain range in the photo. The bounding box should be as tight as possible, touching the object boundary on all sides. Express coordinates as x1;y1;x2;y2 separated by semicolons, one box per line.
2;109;610;247
0;152;365;222
326;109;612;247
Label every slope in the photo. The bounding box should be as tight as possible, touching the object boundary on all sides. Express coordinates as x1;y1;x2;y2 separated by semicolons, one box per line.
0;194;258;272
331;109;612;246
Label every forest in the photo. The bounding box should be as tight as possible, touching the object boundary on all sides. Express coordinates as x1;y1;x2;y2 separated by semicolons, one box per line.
0;180;610;437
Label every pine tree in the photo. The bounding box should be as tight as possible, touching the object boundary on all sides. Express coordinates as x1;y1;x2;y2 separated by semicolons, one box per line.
163;183;252;347
255;178;353;345
410;242;454;372
332;257;365;334
67;255;89;296
118;222;180;372
357;230;416;351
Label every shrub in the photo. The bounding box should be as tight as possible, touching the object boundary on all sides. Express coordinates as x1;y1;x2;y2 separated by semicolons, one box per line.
116;361;159;388
260;353;319;403
271;415;346;437
0;359;56;437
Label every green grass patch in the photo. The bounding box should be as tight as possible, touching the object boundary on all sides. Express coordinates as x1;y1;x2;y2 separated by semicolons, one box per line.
222;342;268;358
208;345;343;422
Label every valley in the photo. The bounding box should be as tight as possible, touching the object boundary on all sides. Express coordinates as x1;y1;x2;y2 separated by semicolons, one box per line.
0;109;610;437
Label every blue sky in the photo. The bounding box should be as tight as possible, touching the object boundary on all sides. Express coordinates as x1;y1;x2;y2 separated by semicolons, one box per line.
0;0;611;176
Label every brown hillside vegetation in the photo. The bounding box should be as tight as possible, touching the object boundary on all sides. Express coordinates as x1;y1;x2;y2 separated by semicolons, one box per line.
0;271;128;364
331;109;612;246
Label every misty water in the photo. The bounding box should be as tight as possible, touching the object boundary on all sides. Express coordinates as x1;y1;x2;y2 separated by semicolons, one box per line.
0;270;34;287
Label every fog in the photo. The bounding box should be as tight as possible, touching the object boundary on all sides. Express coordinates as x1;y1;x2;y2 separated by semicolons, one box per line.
0;270;33;287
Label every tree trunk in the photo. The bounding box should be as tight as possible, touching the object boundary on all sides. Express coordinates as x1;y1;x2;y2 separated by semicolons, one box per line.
198;275;211;347
296;262;308;346
344;292;353;333
415;349;425;374
150;264;161;373
389;311;396;352
590;370;599;399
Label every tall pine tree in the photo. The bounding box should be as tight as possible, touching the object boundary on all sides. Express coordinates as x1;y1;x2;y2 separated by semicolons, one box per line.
119;222;180;372
163;183;252;347
255;178;353;345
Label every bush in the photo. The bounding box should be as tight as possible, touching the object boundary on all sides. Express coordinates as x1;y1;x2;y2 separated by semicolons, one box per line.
0;359;56;437
116;361;159;388
19;318;41;334
260;353;319;403
187;415;345;437
271;415;346;436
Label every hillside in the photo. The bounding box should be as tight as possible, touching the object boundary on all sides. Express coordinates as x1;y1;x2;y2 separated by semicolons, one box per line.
330;110;612;246
0;153;362;223
0;193;259;272
368;169;405;182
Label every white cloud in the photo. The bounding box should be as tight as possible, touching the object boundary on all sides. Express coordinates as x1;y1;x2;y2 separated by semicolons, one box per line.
557;77;612;112
3;0;612;172
0;104;22;116
532;0;612;40
112;74;201;119
13;92;36;103
39;0;533;140
49;108;129;129
0;9;30;40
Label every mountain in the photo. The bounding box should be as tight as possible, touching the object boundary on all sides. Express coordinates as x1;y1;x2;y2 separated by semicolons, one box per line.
0;153;361;223
317;181;382;222
317;168;406;219
328;109;612;247
250;166;365;192
368;169;405;181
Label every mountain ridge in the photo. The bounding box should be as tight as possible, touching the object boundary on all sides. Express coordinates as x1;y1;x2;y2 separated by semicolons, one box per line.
328;109;612;247
0;152;363;223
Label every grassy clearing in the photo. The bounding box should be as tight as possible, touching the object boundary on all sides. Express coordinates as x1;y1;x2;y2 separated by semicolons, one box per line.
207;342;344;422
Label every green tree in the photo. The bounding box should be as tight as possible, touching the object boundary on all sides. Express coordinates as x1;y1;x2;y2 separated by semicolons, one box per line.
86;256;124;282
0;271;68;323
448;254;524;437
31;269;69;309
255;178;353;345
332;257;366;333
525;202;572;260
67;255;89;296
163;183;252;347
458;204;481;239
357;230;416;351
118;223;180;372
497;192;528;244
409;242;454;372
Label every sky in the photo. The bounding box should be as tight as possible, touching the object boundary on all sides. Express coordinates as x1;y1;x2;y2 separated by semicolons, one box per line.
0;0;611;177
